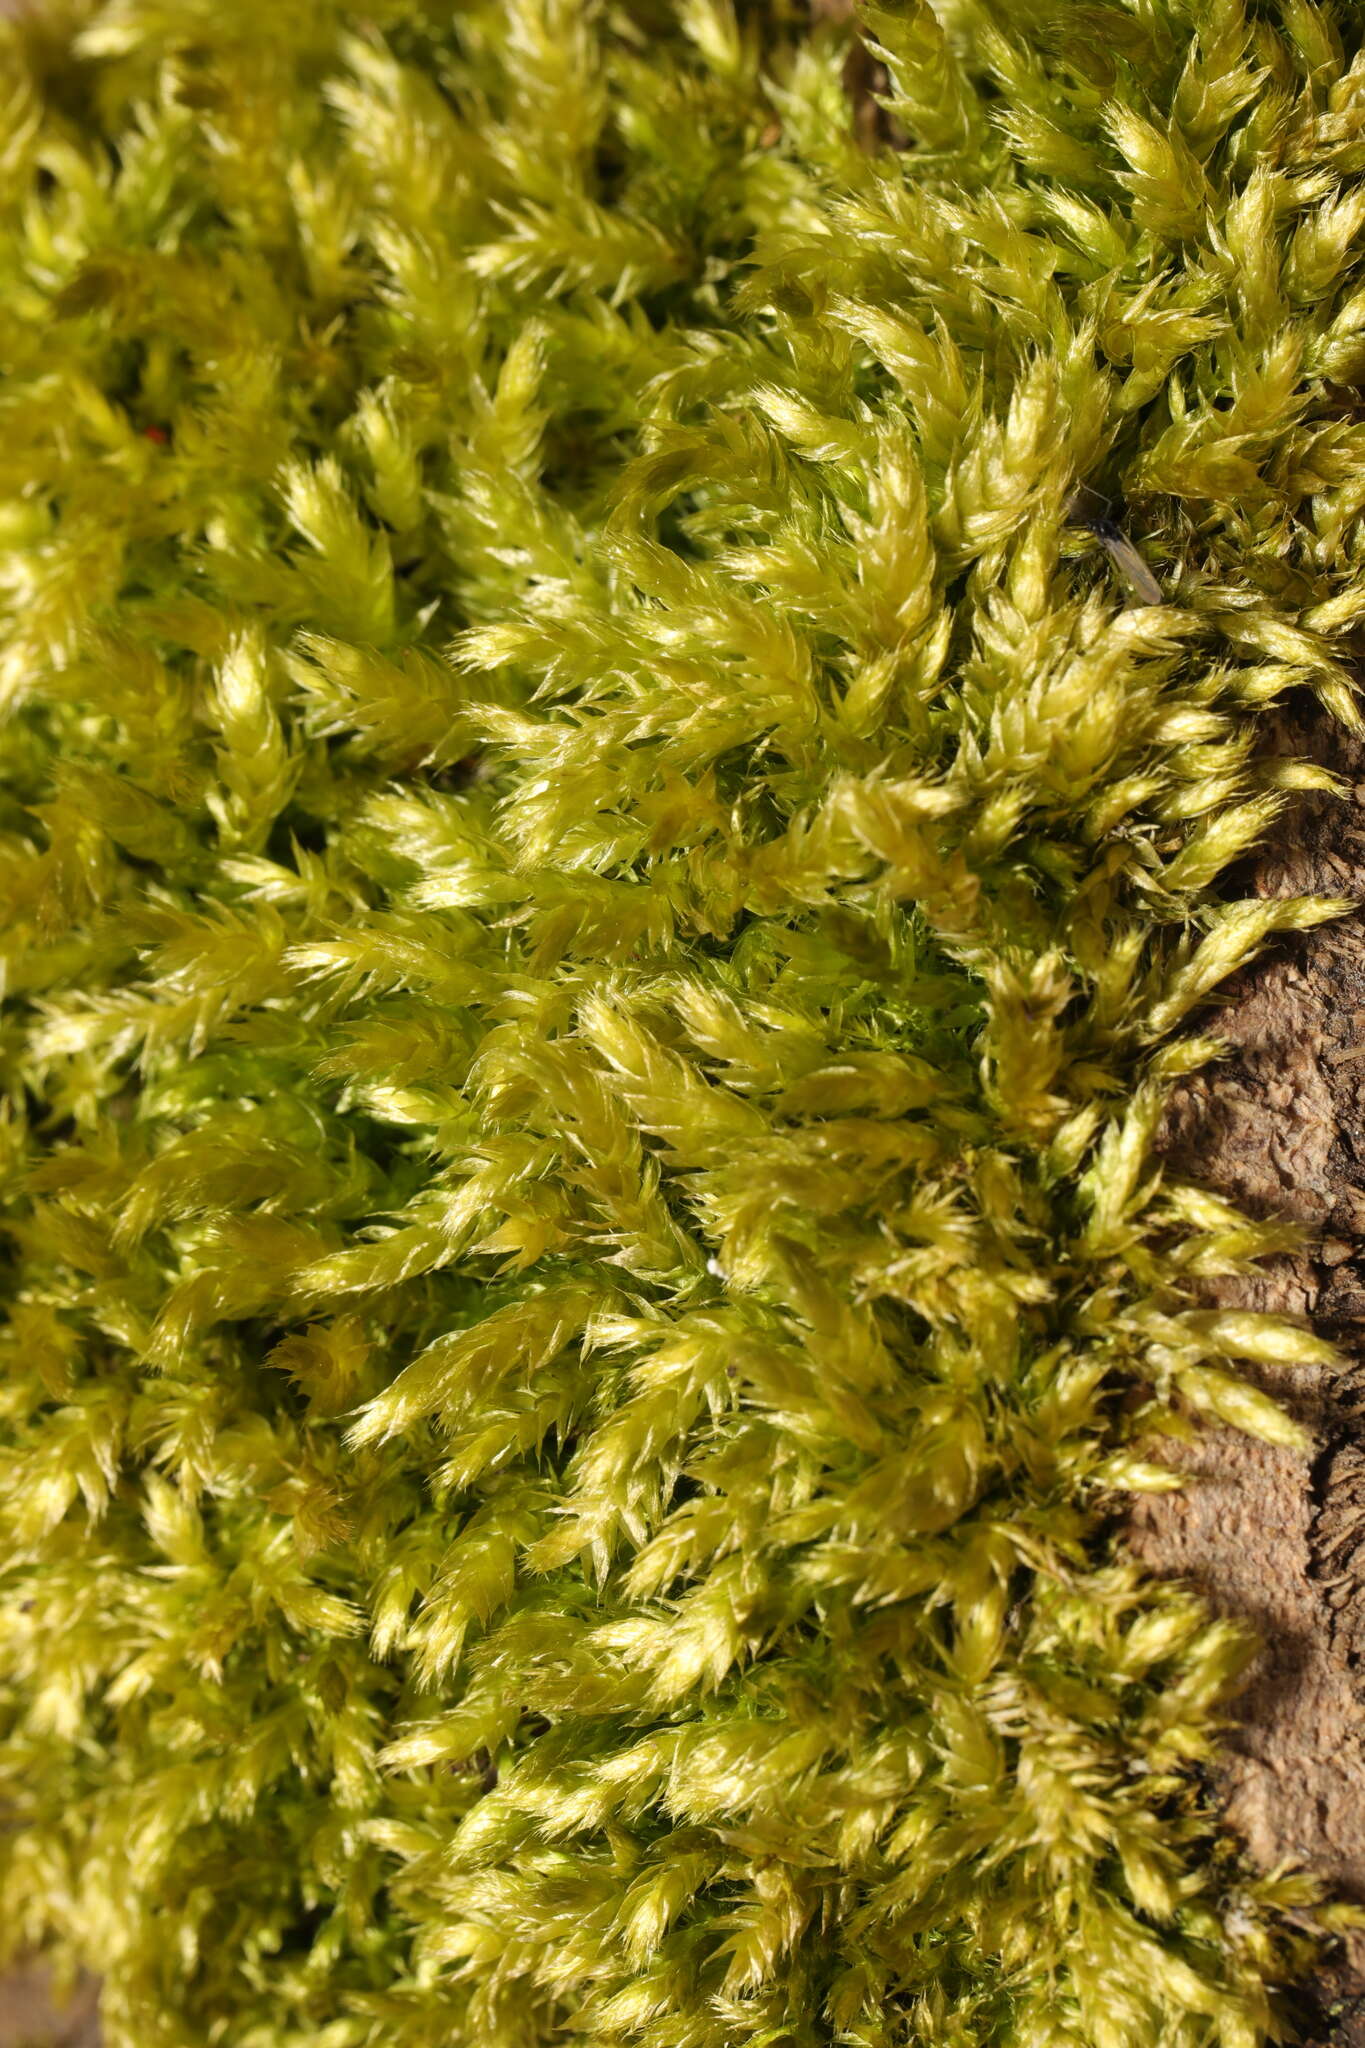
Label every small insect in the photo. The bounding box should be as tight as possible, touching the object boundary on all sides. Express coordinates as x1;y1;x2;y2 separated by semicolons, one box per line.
1065;488;1164;607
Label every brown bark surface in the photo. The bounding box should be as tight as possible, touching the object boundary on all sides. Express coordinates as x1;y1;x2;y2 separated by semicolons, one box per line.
0;1965;99;2048
1131;710;1365;2043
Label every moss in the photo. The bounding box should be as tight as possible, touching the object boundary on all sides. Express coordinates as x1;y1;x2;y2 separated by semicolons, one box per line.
1;0;1363;2042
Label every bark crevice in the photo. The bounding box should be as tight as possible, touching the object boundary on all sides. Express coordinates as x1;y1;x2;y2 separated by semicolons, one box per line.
1131;709;1365;2041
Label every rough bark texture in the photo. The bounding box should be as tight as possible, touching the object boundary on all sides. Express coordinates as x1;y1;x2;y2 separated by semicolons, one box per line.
0;1965;99;2048
1130;708;1365;2044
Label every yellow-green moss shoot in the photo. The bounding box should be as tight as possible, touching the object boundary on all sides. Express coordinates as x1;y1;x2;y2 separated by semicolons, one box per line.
1;1;1362;2043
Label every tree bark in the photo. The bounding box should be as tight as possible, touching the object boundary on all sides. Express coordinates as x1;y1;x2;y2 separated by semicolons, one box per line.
1132;708;1365;2045
0;1964;99;2047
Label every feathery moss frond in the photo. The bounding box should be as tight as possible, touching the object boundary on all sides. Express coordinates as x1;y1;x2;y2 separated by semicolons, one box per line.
1;1;1362;2043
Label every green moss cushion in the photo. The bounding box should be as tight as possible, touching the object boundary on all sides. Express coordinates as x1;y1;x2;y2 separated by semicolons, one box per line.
0;2;1359;2042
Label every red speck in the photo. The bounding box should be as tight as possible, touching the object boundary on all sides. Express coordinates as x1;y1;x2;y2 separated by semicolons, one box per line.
143;424;170;444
